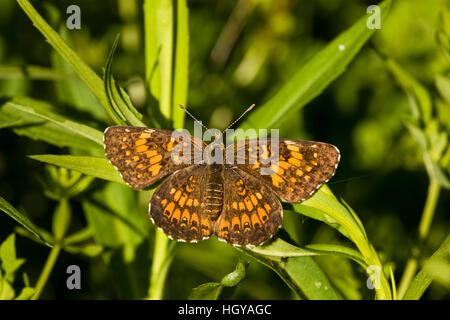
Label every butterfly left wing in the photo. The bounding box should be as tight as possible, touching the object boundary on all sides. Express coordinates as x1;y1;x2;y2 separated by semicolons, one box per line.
104;126;205;189
214;167;282;246
149;165;214;242
228;138;340;203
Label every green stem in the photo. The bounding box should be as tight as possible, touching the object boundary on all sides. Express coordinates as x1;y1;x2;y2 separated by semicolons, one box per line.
146;229;175;299
353;233;392;299
397;179;441;299
31;244;61;300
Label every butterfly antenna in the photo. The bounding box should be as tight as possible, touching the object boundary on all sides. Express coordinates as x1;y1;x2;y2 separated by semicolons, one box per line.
178;104;209;131
222;104;255;133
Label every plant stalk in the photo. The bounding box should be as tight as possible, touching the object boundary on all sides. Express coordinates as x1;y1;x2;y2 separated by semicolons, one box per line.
397;179;441;299
147;229;174;299
31;244;61;300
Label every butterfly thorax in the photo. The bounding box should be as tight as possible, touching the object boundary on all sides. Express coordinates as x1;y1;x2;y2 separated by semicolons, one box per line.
204;164;224;221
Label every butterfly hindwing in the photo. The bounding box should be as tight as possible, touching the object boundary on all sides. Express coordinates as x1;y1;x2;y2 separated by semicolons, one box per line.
150;165;214;242
104;126;205;189
214;167;282;246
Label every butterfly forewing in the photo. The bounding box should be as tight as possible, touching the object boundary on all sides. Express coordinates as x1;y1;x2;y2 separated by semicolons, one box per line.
104;126;205;189
229;139;340;203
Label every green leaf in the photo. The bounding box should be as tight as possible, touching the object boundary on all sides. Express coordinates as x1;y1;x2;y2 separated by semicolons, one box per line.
435;74;450;104
403;235;450;300
294;185;365;242
16;0;110;112
51;26;107;122
404;121;428;151
0;64;73;81
29;154;124;185
385;58;432;123
188;282;222;300
52;199;71;241
14;226;54;247
15;287;35;300
0;196;50;246
144;0;187;128
82;182;147;248
144;0;173;120
241;246;340;300
62;227;94;245
172;0;189;129
0;234;25;277
304;243;366;268
104;35;145;126
240;0;392;130
0;96;103;151
63;244;103;257
248;237;318;259
0;278;15;300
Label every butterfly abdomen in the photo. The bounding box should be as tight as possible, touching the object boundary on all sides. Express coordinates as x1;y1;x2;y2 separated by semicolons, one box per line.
204;164;224;220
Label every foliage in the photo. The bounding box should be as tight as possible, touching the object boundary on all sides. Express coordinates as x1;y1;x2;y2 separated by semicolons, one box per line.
0;0;448;300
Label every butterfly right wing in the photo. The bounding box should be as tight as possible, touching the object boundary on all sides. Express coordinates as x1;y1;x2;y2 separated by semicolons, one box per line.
104;126;205;189
227;138;340;203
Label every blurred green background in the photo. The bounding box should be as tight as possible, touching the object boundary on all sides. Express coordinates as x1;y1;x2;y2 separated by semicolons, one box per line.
0;0;449;299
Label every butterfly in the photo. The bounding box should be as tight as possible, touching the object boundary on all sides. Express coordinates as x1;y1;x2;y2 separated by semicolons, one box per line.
103;123;340;247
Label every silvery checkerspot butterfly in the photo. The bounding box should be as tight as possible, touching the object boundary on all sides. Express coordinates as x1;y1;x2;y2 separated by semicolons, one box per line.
103;125;340;247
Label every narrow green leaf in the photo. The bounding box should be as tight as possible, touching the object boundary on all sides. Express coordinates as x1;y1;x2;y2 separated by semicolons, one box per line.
294;185;364;242
63;244;103;257
16;0;110;110
0;279;15;300
0;64;73;81
14;226;54;247
156;0;173;120
144;0;161;102
172;0;189;128
403;235;450;300
248;237;318;259
52;199;71;241
0;197;50;246
435;74;450;104
15;287;35;300
104;35;145;126
143;0;185;129
0;96;103;151
404;121;428;151
240;0;392;130
304;243;366;268
385;58;432;123
63;227;94;245
29;154;124;185
51;26;107;122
